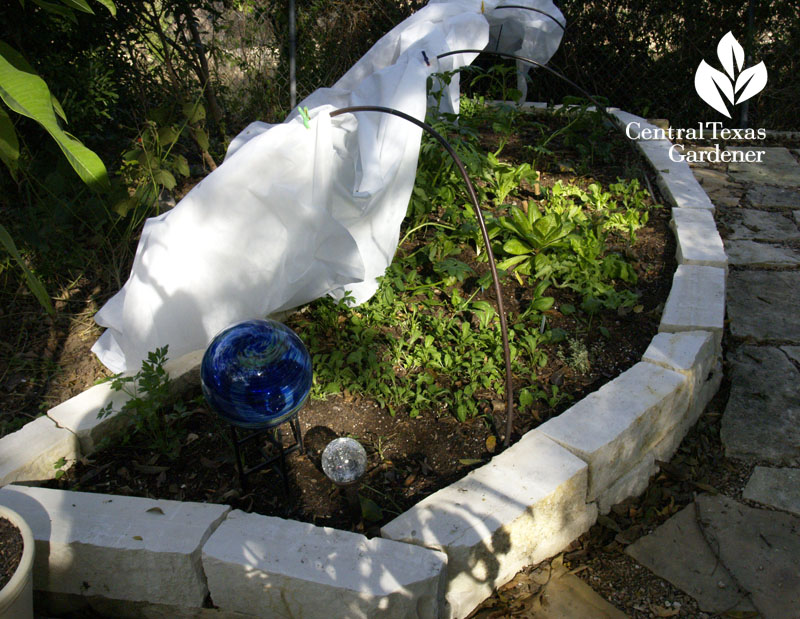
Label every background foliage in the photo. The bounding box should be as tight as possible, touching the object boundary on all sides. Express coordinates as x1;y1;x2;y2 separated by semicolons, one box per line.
527;0;799;130
0;0;797;323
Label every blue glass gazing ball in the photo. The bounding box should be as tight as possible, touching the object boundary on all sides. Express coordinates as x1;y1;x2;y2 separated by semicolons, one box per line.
201;319;312;428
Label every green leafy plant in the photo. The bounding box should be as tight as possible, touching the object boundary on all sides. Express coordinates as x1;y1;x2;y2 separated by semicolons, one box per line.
0;0;115;314
97;346;186;458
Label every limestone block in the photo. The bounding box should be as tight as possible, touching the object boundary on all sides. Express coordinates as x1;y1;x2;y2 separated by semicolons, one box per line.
597;453;657;515
670;208;727;267
659;265;726;352
48;348;204;454
203;510;447;619
164;348;203;397
0;485;229;607
537;363;688;501
381;432;596;619
0;416;80;485
656;173;715;211
48;381;132;454
642;331;717;399
610;110;661;137
649;359;722;462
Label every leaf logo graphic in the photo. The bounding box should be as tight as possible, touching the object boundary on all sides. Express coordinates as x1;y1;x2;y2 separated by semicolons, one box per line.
694;32;768;118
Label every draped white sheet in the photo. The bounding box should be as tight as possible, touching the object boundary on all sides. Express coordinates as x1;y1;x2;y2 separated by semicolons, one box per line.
92;0;564;374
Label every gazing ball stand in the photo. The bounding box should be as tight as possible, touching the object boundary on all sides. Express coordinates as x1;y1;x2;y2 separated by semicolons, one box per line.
201;319;312;492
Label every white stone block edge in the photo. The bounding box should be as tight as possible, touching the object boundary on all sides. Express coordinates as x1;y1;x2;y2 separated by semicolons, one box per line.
0;106;724;617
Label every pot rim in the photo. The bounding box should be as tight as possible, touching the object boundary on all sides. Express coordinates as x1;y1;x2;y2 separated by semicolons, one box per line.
0;505;35;601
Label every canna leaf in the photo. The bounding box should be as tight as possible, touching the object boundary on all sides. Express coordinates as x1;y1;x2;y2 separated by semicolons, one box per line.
0;41;109;189
92;0;116;15
0;106;19;177
0;223;54;315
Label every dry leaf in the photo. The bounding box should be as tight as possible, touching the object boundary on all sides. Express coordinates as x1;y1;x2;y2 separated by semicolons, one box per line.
132;535;143;541
146;507;165;515
485;435;497;453
403;472;417;487
650;603;680;617
185;432;199;445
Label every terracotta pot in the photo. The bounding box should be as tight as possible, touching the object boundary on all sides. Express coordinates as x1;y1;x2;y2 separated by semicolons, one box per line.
0;506;34;619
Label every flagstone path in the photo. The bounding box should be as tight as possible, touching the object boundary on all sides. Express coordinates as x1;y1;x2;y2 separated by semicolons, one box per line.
624;146;800;619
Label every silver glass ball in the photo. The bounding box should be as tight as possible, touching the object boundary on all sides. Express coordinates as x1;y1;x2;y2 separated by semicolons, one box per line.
321;437;367;485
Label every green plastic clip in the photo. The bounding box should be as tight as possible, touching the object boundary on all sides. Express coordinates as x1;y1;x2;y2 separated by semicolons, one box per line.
299;106;311;129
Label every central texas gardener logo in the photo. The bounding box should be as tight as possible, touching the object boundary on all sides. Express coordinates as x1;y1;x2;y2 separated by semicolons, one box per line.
695;32;768;118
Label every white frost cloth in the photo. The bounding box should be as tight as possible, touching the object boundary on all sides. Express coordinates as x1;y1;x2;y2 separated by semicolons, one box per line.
92;0;563;374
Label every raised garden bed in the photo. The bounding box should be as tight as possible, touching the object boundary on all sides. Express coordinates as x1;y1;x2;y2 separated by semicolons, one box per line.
0;103;727;618
44;100;673;534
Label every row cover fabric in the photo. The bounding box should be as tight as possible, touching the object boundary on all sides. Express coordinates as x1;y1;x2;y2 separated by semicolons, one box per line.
92;0;564;374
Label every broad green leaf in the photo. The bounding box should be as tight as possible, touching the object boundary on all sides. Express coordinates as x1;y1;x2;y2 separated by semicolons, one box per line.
359;495;383;522
193;127;209;151
503;238;532;256
0;106;19;178
92;0;116;15
0;223;54;315
510;206;532;236
531;296;554;311
153;168;176;190
183;101;206;124
50;94;67;122
60;0;94;13
0;41;109;189
30;0;77;21
53;131;110;189
496;255;528;271
433;258;473;282
173;154;189;177
157;126;179;145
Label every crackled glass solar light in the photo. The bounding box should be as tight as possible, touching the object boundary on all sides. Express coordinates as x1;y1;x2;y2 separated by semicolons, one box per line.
321;437;367;486
201;319;312;429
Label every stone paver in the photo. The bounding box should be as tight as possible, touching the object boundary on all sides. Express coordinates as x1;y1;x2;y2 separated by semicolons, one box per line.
727;147;800;187
743;467;800;516
781;345;800;366
725;208;800;242
746;185;800;209
696;494;800;619
625;503;754;614
535;564;627;618
724;240;800;267
727;271;800;342
720;346;800;464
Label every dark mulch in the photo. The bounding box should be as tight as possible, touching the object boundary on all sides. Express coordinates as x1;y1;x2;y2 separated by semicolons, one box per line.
0;517;23;590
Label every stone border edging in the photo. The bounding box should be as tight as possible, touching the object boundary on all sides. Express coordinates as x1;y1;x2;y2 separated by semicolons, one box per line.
0;106;727;618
